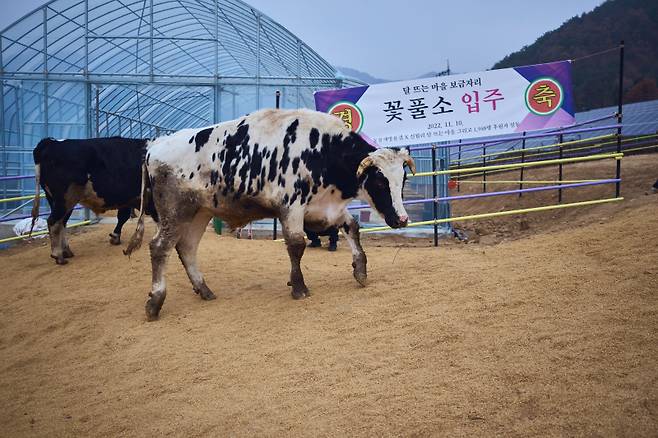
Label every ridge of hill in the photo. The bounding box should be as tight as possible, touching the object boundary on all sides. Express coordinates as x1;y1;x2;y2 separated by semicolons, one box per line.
492;0;658;110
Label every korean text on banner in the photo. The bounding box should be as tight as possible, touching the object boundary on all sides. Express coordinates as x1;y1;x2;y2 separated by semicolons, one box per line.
314;61;575;147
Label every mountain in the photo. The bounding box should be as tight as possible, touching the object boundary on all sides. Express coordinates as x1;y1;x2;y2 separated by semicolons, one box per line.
336;66;453;84
415;70;452;79
335;66;391;84
492;0;658;111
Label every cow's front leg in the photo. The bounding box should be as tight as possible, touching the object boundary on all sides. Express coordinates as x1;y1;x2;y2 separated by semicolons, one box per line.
176;211;216;301
109;207;131;245
340;212;367;286
281;211;309;299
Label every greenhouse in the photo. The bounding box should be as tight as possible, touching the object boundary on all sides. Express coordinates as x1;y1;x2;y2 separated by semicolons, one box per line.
0;0;361;206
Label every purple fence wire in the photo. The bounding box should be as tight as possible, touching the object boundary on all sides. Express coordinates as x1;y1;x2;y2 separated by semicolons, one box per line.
347;179;620;211
450;112;618;158
410;124;622;152
0;175;34;181
0;118;629;185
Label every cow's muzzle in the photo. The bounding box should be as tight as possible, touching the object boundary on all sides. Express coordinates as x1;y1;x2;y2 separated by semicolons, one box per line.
386;214;409;229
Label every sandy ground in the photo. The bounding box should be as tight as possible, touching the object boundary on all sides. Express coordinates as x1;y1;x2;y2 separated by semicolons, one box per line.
1;155;657;437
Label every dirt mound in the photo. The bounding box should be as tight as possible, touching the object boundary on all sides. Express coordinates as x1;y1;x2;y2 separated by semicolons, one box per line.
449;152;658;243
1;173;657;435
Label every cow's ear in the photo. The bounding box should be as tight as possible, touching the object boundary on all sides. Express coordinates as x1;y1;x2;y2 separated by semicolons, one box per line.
358;167;373;185
403;154;416;175
399;148;416;175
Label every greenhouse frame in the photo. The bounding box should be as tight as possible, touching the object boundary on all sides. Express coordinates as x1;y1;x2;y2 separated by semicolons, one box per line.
0;0;363;204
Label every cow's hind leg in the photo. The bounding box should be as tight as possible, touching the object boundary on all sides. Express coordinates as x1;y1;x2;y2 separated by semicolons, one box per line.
340;212;368;286
146;224;180;321
176;210;216;301
281;211;309;299
61;209;74;259
109;207;131;245
46;196;70;265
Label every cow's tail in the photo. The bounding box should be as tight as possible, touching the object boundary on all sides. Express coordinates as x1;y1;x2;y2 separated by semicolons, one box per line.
29;163;42;237
124;162;149;256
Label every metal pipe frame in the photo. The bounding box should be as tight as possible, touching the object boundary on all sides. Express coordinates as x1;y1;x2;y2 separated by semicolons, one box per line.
1;0;363;216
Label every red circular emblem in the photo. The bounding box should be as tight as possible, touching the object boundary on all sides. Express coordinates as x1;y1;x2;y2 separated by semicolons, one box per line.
525;78;564;116
327;101;364;133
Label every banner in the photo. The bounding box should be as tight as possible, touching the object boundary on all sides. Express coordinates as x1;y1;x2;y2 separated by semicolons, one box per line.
314;61;574;147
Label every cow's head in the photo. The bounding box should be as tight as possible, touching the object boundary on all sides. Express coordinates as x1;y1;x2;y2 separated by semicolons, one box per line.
356;148;416;228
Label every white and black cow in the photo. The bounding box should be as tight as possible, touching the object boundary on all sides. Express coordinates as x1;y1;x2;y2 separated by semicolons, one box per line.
125;108;415;320
31;137;151;264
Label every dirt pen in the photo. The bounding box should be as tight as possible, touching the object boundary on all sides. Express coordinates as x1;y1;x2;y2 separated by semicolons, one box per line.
0;154;656;436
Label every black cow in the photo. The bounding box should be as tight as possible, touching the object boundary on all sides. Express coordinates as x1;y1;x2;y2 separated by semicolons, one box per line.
305;225;339;251
30;137;150;264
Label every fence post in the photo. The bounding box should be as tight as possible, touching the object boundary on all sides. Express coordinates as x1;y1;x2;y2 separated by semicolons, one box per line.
89;87;101;223
615;40;624;198
519;131;526;198
558;133;564;203
456;140;461;192
431;144;438;247
273;90;281;240
482;143;487;193
95;88;100;137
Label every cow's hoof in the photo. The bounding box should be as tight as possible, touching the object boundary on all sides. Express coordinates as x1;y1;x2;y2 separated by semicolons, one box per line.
145;291;166;321
145;302;161;321
194;283;217;301
353;271;367;287
109;233;121;245
352;261;367;286
291;285;310;299
52;255;68;265
63;248;75;258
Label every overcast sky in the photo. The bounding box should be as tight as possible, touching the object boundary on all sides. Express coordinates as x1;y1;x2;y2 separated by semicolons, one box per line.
1;0;605;79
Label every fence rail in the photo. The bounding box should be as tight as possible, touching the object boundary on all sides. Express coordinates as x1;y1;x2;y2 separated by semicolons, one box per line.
415;152;622;178
0;220;91;244
361;197;624;233
2;113;653;246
